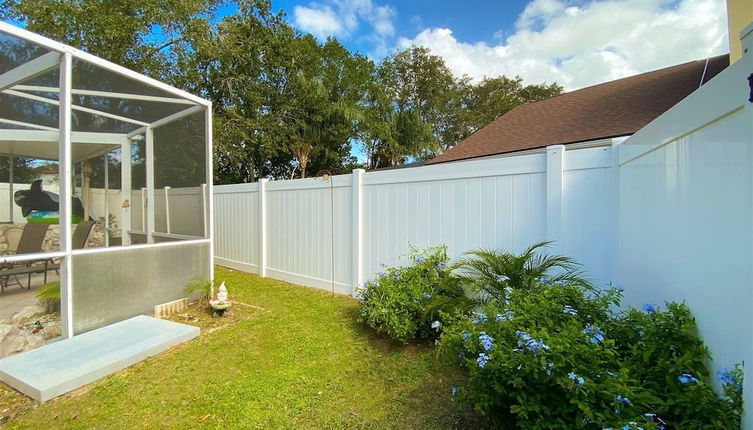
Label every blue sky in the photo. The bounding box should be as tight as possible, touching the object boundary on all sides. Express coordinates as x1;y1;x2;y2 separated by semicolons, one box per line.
217;1;532;52
216;0;728;90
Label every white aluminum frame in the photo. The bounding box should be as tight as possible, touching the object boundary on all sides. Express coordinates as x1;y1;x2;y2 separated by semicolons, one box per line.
0;23;213;339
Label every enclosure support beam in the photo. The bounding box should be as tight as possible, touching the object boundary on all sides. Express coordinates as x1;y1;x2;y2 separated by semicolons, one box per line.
0;118;57;131
3;89;150;127
12;85;196;105
145;127;155;243
546;145;565;255
205;105;214;282
0;51;61;92
104;154;109;247
258;178;268;277
164;187;171;234
149;105;202;128
121;137;132;246
351;169;364;295
59;52;74;339
8;157;13;224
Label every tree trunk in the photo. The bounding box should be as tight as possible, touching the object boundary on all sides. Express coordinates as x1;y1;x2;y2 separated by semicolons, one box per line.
298;156;308;179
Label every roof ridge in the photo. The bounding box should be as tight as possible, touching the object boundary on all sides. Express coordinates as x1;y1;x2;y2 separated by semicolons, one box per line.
518;53;729;108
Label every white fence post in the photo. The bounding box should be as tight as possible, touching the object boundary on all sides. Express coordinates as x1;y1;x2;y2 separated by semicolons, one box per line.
164;186;171;234
258;178;268;277
546;145;565;254
352;169;364;295
609;141;620;284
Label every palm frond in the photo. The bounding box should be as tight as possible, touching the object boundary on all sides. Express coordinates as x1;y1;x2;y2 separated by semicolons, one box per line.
450;241;597;307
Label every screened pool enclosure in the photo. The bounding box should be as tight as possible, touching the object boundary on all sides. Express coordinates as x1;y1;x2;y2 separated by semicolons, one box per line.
0;23;213;339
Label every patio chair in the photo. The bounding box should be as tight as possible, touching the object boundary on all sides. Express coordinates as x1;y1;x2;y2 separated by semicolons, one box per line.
71;220;95;250
2;226;23;252
46;220;95;278
0;223;49;294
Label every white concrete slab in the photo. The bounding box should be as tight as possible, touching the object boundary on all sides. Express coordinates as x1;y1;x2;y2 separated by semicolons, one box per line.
0;315;199;401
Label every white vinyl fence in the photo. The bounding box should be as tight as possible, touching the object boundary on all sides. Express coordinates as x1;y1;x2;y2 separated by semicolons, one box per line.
1;183;205;239
616;37;753;427
214;144;618;295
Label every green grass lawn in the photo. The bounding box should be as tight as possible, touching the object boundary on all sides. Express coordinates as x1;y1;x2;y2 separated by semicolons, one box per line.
2;267;480;429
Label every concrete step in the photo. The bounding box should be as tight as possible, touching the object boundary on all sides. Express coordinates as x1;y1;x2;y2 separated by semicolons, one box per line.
0;315;199;401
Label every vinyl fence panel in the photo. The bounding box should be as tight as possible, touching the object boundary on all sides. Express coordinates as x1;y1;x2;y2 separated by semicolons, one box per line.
213;146;619;295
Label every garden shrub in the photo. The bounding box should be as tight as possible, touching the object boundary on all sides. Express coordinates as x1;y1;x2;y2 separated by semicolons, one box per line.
439;279;743;429
356;245;466;343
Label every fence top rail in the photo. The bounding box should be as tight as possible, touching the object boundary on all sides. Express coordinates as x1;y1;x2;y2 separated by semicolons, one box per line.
363;152;546;186
211;145;614;192
265;175;352;191
214;183;259;193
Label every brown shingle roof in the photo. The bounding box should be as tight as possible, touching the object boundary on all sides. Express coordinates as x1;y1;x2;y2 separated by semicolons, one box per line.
428;54;729;164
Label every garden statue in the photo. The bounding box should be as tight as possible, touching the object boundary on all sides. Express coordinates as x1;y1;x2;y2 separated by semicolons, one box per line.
209;281;231;317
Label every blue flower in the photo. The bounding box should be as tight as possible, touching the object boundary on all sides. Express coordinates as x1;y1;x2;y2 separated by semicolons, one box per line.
496;275;509;283
450;386;458;396
437;262;447;270
545;362;554;375
515;331;549;354
496;310;514;322
642;303;657;314
539;277;549;284
562;305;578;316
477;353;490;368
583;324;605;344
568;372;585;386
377;270;386;277
461;331;472;342
525;338;550;354
472;312;488;324
616;395;631;405
479;332;494;351
431;320;441;329
717;369;736;385
422;292;431;299
415;256;425;263
678;374;699;384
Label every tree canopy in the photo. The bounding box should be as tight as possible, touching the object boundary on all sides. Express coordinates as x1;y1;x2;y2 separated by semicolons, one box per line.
2;0;563;183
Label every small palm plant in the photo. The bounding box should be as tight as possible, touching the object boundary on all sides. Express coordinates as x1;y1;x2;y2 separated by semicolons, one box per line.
451;241;595;308
36;281;61;313
184;277;213;307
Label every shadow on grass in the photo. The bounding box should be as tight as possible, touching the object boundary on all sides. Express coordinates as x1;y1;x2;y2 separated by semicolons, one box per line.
339;305;488;429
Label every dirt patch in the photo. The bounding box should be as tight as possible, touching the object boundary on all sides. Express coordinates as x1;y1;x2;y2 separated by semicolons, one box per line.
163;300;267;335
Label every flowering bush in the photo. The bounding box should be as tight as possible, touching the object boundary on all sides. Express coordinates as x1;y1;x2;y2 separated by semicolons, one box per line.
439;279;743;429
356;245;465;343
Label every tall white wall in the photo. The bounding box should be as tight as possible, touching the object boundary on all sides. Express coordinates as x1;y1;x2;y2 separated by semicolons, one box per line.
617;43;753;426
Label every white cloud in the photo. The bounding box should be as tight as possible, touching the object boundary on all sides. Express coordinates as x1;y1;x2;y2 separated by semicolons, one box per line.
293;0;396;42
292;5;345;38
397;0;728;90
